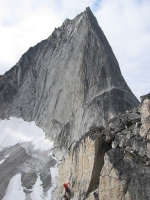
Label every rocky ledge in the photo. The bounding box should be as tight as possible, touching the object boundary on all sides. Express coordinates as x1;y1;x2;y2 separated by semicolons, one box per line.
55;94;150;200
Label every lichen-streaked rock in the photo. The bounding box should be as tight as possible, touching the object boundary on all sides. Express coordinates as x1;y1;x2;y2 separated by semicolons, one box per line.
55;133;110;200
140;93;150;139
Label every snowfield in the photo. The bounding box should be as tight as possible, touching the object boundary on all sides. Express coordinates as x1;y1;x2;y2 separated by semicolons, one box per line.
0;117;53;151
0;117;58;200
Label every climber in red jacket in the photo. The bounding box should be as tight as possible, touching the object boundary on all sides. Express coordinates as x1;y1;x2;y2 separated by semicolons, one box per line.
63;182;71;199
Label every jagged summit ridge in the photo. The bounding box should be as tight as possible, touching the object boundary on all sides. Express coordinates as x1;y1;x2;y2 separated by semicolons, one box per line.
0;8;139;153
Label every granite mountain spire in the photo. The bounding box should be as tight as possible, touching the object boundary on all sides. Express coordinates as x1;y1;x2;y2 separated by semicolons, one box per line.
0;7;138;151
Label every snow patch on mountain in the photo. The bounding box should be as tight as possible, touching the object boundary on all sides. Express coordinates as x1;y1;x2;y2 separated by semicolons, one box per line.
0;117;58;200
2;174;25;200
0;117;53;151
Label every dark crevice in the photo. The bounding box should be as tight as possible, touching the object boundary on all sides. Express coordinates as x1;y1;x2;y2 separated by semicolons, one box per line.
84;137;111;199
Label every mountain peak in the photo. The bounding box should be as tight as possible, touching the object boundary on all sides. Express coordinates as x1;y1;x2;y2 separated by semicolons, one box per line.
48;7;102;53
84;6;93;15
0;8;139;149
60;7;96;31
85;6;91;11
84;7;98;22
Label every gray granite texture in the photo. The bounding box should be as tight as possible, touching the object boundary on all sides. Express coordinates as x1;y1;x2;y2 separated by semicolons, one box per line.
0;8;139;152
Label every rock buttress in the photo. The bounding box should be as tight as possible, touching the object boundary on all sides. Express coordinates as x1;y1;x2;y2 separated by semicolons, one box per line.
55;132;111;200
56;93;150;200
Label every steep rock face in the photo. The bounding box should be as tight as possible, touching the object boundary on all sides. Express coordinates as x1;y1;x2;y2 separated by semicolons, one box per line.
56;133;110;200
56;95;150;200
0;8;139;152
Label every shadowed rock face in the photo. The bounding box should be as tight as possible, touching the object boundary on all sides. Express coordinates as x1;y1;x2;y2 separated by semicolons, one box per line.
0;8;139;151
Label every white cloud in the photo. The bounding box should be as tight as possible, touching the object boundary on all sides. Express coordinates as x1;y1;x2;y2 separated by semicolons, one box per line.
94;0;150;99
0;0;149;99
55;0;95;17
0;0;96;73
0;0;62;73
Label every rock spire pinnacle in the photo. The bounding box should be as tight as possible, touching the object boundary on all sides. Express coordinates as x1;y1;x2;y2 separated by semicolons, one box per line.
0;8;139;150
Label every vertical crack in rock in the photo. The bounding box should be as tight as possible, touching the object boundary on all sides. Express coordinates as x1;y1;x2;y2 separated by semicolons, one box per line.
85;137;111;199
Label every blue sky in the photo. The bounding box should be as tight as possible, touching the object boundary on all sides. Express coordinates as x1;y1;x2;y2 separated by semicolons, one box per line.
0;0;149;99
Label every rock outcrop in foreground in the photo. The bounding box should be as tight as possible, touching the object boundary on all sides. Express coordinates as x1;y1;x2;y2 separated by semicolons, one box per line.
56;94;150;200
